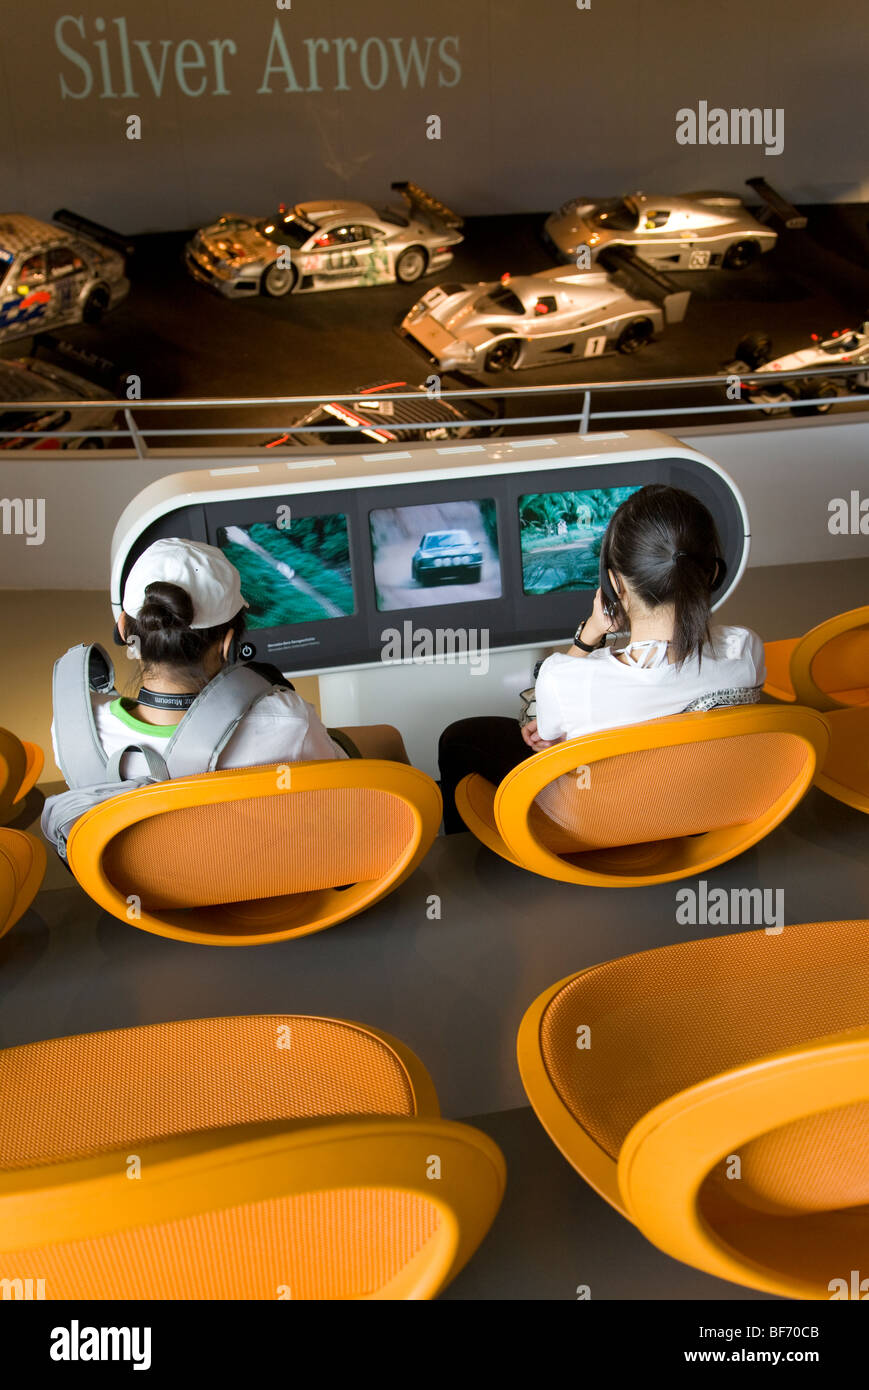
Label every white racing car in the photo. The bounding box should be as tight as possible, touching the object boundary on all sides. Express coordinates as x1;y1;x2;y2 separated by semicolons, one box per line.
186;182;463;298
728;324;869;414
399;255;689;374
544;177;804;272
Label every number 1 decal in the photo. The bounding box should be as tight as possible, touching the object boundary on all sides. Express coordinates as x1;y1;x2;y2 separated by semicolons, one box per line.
583;335;607;357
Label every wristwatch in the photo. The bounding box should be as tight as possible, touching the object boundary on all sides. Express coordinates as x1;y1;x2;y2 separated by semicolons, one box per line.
573;617;607;652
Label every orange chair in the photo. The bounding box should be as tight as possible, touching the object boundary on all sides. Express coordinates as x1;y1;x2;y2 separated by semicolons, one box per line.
66;758;442;945
0;827;46;938
813;706;869;814
0;1015;505;1300
518;919;869;1299
764;606;869;708
456;705;829;886
0;727;44;829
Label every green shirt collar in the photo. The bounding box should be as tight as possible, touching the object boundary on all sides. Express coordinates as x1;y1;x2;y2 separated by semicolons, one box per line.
110;697;178;738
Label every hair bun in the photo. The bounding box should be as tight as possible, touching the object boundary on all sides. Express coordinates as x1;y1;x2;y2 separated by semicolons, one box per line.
137;580;194;632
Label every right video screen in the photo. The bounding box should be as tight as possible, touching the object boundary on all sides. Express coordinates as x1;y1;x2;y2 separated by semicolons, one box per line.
518;485;643;595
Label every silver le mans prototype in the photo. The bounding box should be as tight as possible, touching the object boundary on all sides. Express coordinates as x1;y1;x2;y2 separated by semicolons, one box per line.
728;324;869;415
0;211;130;345
186;182;464;298
400;258;689;373
544;178;804;272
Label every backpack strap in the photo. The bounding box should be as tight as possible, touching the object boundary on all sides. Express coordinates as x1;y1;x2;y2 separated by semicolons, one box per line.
105;744;171;783
162;663;278;778
52;643;118;788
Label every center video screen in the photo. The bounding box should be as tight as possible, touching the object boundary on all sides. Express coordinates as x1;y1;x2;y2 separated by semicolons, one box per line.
369;499;501;611
217;514;354;628
518;486;642;595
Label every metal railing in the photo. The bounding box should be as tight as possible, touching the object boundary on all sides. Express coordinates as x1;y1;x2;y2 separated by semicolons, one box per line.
0;360;866;454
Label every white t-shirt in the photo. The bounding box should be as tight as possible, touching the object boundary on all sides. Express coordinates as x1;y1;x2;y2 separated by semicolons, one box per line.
534;625;766;743
51;687;347;782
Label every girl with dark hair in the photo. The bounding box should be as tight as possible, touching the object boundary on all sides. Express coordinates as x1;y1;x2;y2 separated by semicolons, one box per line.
51;538;408;781
438;484;765;833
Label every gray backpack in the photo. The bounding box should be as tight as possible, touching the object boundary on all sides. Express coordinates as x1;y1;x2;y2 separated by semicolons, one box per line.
42;643;280;861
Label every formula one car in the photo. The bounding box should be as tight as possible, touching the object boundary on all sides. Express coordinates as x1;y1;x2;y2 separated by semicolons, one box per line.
400;256;688;374
186;183;463;298
544;177;803;272
727;324;869;414
0;211;130;345
265;378;503;448
411;530;483;586
0;356;118;449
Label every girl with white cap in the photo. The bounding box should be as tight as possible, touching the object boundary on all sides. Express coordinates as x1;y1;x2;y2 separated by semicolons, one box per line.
52;537;408;779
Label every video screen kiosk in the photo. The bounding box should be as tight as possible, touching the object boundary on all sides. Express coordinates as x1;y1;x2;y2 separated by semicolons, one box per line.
111;431;750;775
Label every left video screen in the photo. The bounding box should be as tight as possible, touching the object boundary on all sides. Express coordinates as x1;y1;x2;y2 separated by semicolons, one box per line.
369;499;501;611
217;515;355;629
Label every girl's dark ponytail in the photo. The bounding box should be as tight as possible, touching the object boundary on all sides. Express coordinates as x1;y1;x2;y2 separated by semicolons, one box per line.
670;550;715;666
602;485;722;666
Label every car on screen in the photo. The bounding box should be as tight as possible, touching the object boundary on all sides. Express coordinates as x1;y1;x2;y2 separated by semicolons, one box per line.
544;191;778;271
400;264;678;373
185;182;464;298
264;378;504;447
0;211;130;345
726;323;869;414
0;356;118;449
411;529;483;586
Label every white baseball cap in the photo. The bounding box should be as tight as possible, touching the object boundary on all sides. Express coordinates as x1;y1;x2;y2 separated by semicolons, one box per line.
123;539;249;629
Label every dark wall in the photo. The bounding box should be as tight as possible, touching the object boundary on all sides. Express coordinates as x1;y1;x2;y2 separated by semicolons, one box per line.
3;0;868;233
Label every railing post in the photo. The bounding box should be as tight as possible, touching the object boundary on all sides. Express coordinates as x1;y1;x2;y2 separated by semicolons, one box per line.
124;408;147;459
579;390;591;434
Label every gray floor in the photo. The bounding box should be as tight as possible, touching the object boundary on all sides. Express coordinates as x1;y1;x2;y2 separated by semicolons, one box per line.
3;556;868;1299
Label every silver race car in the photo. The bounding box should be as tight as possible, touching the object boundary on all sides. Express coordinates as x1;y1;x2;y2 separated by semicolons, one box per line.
0;211;130;345
264;378;503;447
728;324;869;414
543;179;801;271
400;262;687;373
186;182;463;298
0;356;118;449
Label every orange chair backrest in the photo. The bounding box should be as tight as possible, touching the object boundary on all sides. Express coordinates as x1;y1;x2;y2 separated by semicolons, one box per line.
102;783;416;910
0;728;27;819
808;628;869;702
0;843;19;934
538;918;868;1165
791;606;869;709
0;1016;422;1172
530;729;810;853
